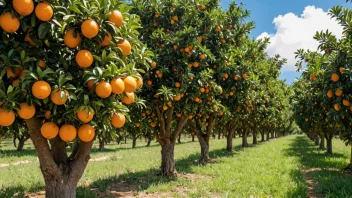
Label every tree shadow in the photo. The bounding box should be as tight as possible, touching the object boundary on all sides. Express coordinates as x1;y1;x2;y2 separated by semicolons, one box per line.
283;135;352;197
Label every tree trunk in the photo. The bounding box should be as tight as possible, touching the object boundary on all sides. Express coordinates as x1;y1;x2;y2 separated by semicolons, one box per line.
326;135;333;154
177;134;181;144
348;145;352;170
191;134;195;142
25;117;93;197
270;132;274;139
226;127;235;151
132;137;137;148
242;129;249;147
199;138;209;163
252;132;257;145
314;135;320;146
146;138;151;147
266;131;270;141
124;136;127;144
16;138;25;152
98;136;104;151
260;132;265;142
160;142;176;177
319;134;325;150
217;129;221;140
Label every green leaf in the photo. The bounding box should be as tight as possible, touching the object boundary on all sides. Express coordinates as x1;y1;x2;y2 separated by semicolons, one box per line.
38;23;50;39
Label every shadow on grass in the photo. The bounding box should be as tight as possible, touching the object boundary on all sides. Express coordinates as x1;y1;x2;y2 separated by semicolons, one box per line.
283;135;352;197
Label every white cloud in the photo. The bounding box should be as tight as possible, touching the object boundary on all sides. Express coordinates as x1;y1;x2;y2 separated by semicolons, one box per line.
257;6;343;71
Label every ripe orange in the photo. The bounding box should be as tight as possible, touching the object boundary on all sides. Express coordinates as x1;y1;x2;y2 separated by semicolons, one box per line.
173;95;181;101
335;89;343;97
81;19;99;38
331;73;340;82
77;107;95;123
32;80;51;99
339;67;345;73
136;77;143;88
194;97;200;102
78;124;95;142
1;12;20;33
110;78;125;94
200;54;206;60
135;122;141;127
35;2;53;21
334;104;341;111
242;73;248;79
122;92;135;104
51;90;69;105
157;73;163;78
59;124;77;142
151;62;157;68
150;122;156;127
193;62;199;68
76;50;93;68
17;103;36;119
13;0;34;16
12;79;20;87
309;74;316;81
111;113;125;128
175;82;181;88
44;110;51;119
7;67;21;79
200;88;205;93
41;122;59;139
234;76;239;81
95;81;112;98
326;90;333;98
343;99;351;107
108;10;124;28
173;15;179;21
163;105;168;111
25;33;37;46
147;80;152;86
117;39;132;56
99;33;112;47
123;76;137;92
215;26;221;31
305;118;308;122
38;60;46;68
64;29;82;48
0;109;15;126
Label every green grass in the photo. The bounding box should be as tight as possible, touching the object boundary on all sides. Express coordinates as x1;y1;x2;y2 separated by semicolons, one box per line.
0;135;351;197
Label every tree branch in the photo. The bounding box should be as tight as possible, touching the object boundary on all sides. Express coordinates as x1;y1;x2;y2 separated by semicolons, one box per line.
155;105;166;136
165;106;174;139
69;140;94;184
171;116;189;144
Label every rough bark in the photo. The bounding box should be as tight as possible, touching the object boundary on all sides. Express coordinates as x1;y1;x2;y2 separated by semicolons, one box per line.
98;137;105;151
132;137;137;148
326;135;333;154
177;134;181;144
270;132;274;139
16;138;25;151
266;131;270;141
160;142;175;177
226;126;236;151
260;131;265;142
191;134;195;142
252;132;257;145
25;117;93;197
319;134;325;150
242;128;249;147
314;135;320;146
146;138;151;147
217;129;221;140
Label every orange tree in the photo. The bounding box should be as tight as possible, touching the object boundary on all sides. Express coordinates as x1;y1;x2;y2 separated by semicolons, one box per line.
131;0;226;176
0;0;151;196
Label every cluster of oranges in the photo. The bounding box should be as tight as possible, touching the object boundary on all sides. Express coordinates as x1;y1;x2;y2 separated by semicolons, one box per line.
0;0;140;143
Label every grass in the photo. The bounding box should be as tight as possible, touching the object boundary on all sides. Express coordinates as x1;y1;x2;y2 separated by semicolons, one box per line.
0;135;351;197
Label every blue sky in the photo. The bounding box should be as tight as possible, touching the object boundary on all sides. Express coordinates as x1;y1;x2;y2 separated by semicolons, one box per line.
220;0;352;84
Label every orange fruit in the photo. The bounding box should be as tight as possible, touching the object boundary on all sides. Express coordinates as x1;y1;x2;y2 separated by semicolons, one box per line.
41;122;59;139
215;26;221;31
59;124;77;142
111;113;125;128
96;81;112;98
0;109;15;126
163;105;168;111
151;62;157;68
194;97;200;102
87;79;96;91
135;122;141;127
173;95;181;101
108;10;124;28
32;80;51;99
334;104;341;111
122;92;135;104
64;29;82;48
76;50;93;68
147;80;152;86
44;110;51;119
200;54;206;60
242;73;248;79
51;90;69;105
335;89;343;97
17;103;36;119
99;33;112;47
123;76;137;93
136;77;143;88
1;12;20;33
331;73;340;82
38;60;46;68
35;2;53;21
339;67;345;73
7;67;21;78
193;62;199;68
157;73;163;78
150;122;156;127
326;90;333;98
309;74;316;81
25;33;37;46
200;88;205;93
234;76;239;81
117;39;132;56
110;78;125;94
81;19;99;38
77;107;95;123
78;124;95;142
175;82;181;88
305;118;308;122
173;15;179;21
343;99;351;107
13;0;34;16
